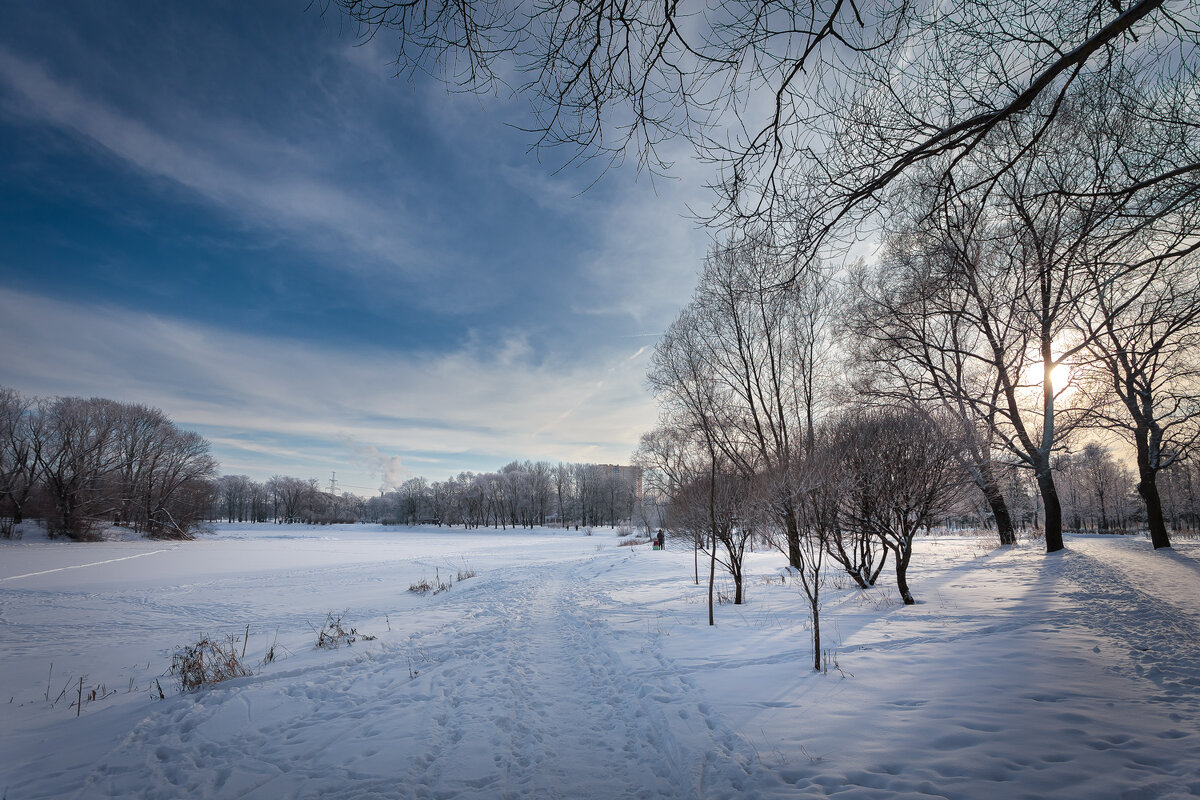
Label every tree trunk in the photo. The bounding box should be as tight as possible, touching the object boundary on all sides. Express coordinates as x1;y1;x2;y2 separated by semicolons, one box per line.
783;504;802;570
1098;487;1110;533
708;529;717;626
895;546;915;605
1136;462;1172;550
983;481;1017;546
811;597;821;672
1035;468;1065;553
868;549;888;586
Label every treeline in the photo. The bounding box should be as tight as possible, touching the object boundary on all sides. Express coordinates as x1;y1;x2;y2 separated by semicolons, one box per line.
0;387;217;539
214;461;643;530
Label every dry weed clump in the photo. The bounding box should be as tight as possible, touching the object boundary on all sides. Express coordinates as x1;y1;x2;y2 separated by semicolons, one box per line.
409;565;476;595
170;635;251;692
315;612;375;648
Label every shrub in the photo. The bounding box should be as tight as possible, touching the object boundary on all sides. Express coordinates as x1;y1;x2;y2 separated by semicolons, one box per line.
170;635;251;692
315;612;368;648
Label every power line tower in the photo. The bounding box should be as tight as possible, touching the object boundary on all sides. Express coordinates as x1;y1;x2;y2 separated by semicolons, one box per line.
328;471;338;495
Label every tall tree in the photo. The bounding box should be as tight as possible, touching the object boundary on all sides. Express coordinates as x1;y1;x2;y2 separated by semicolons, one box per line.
1077;256;1200;547
0;387;41;531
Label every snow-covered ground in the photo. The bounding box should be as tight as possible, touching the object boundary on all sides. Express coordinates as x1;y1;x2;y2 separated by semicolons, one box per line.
1;524;1198;799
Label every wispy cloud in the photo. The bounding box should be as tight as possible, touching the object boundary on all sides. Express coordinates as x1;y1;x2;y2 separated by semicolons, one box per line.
0;46;421;275
0;288;657;484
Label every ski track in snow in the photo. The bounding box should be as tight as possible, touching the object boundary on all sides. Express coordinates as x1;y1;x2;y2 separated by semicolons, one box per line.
0;550;172;583
53;557;781;800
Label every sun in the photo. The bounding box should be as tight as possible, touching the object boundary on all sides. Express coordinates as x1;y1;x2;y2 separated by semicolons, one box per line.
1022;359;1073;394
1049;362;1072;392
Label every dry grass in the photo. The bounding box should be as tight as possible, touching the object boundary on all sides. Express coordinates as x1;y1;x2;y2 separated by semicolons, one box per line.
170;635;251;692
410;566;476;594
315;612;375;648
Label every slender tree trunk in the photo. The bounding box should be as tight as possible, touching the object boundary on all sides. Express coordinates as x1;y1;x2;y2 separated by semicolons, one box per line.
708;529;717;627
895;544;915;605
707;459;717;627
811;597;821;672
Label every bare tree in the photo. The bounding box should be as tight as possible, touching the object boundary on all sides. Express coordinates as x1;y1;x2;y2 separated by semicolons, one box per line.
1071;443;1137;534
636;418;707;583
648;305;736;625
1076;247;1200;548
671;465;757;605
136;426;217;538
681;234;836;568
268;475;319;524
0;387;42;532
1159;459;1200;532
857;70;1200;552
788;445;832;671
217;475;250;523
35;397;123;539
849;262;1021;547
333;0;1195;250
815;437;889;590
831;409;966;604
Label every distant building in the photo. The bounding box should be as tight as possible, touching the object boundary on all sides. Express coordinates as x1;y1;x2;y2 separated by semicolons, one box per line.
599;464;643;498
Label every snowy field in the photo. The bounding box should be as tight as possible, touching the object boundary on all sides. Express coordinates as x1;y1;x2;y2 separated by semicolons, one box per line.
1;524;1198;799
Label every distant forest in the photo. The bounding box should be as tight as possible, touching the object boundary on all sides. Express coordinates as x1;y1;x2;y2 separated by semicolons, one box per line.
0;386;646;538
214;463;644;531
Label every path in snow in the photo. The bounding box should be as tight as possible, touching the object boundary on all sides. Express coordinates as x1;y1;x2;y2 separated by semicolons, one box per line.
58;556;783;800
1061;542;1200;726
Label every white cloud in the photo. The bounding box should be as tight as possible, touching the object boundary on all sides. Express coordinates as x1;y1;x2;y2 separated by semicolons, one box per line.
0;289;658;485
0;46;421;276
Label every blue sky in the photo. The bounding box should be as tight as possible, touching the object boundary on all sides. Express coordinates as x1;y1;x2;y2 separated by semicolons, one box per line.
0;1;709;494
